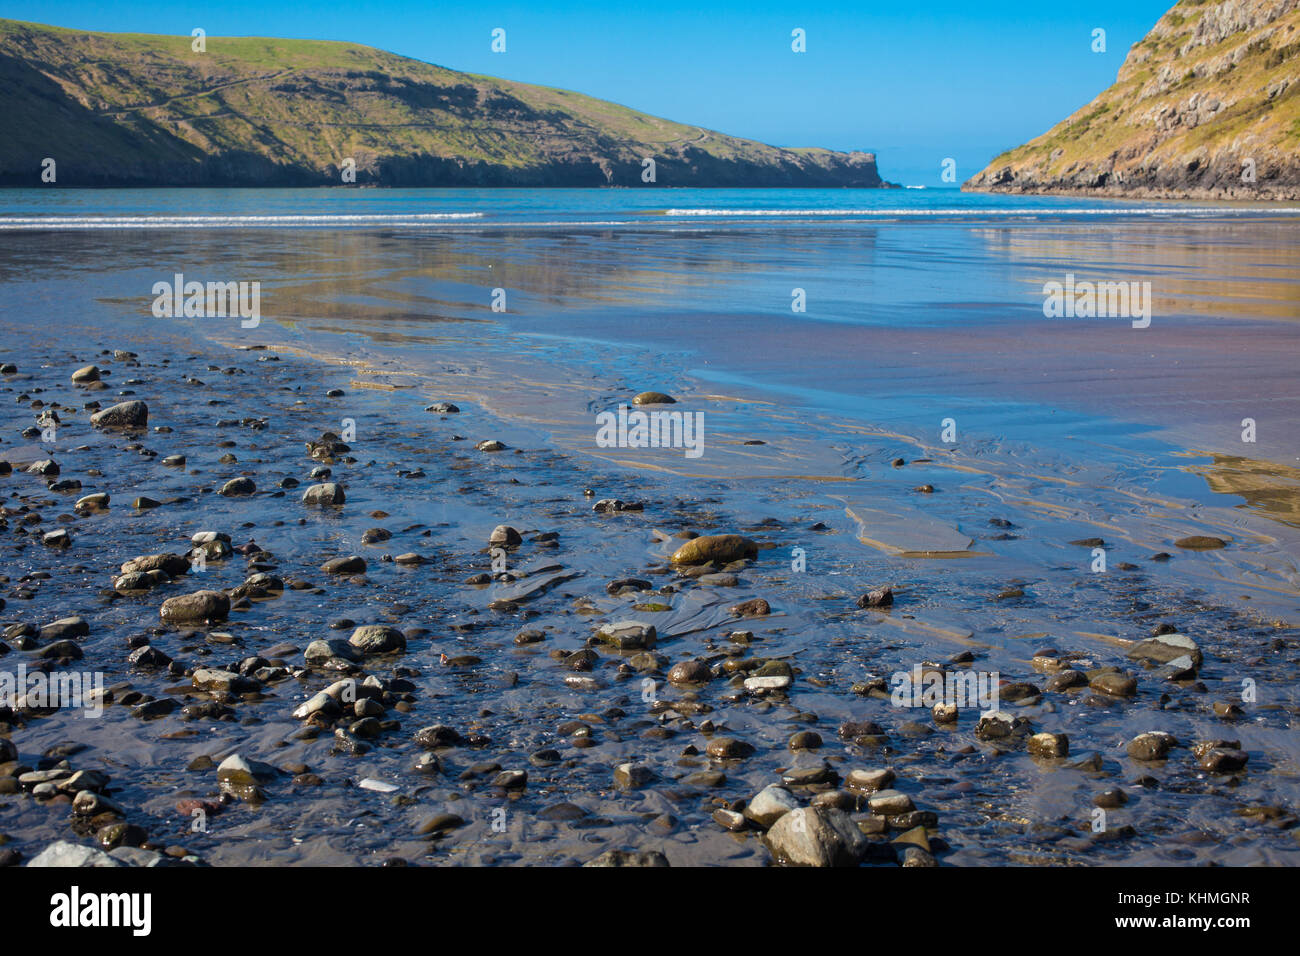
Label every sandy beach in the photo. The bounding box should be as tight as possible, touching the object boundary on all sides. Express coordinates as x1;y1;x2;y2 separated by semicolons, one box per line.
1;197;1298;867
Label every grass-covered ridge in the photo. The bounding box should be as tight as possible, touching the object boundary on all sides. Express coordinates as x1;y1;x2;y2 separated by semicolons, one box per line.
0;18;888;187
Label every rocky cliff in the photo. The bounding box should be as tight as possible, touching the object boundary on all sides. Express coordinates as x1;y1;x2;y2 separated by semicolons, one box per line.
966;0;1300;200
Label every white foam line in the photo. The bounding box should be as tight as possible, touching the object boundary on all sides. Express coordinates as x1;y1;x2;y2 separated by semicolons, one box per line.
0;213;485;229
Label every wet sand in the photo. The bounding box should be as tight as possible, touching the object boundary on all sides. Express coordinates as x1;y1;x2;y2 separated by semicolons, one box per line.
1;211;1299;867
1;312;1297;867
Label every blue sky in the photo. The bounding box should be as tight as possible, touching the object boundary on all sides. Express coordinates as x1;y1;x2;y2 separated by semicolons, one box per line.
0;1;1176;184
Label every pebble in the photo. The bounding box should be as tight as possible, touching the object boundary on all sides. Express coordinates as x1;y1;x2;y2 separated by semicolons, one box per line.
632;391;676;405
764;807;868;867
744;784;799;828
667;659;712;684
302;482;346;506
670;534;758;565
160;590;231;625
90;400;148;429
1127;732;1178;761
845;768;895;792
706;737;755;759
1027;732;1069;758
219;477;256;497
857;587;894;608
348;625;407;655
867;789;915;815
614;763;654;790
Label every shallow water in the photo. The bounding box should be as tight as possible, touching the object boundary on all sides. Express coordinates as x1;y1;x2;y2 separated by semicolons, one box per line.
0;189;1298;866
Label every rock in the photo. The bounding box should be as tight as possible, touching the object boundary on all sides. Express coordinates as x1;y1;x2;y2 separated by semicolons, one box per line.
302;483;345;506
90;401;148;429
425;402;460;414
321;555;366;575
476;440;506;452
414;725;464;749
730;597;771;617
121;553;191;577
605;577;652;595
901;846;938;867
292;692;340;720
60;770;110;801
1193;741;1248;773
39;616;89;641
595;620;656;649
632;391;676;405
42;529;72;548
71;365;101;383
713;808;747;831
975;711;1030;739
1127;632;1202;668
1046;669;1089;692
845;768;895;792
838;720;885;739
866;789;915;815
613;763;654;790
1175;535;1227;550
304;638;362;664
192;668;256;693
1089;673;1138;697
667;659;712;684
584;849;670;867
932;702;958;723
1028;732;1069;758
764;807;868;867
75;493;110;513
97;822;148;850
1094;788;1128;809
744;674;792;693
1127;732;1178;761
160;590;230;624
856;587;894;608
1153;655;1199;681
492;770;527;790
788;731;822;751
670;534;758;565
219;477;256;497
26;841;123;868
348;625;407;655
216;754;275;799
744;785;799;828
706;737;755;759
416;813;465;836
489;525;522;548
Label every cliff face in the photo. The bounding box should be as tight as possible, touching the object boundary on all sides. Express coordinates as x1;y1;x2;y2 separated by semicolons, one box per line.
0;19;888;188
966;0;1300;200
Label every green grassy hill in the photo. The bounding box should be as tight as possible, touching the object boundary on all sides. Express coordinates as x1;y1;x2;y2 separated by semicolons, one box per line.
0;18;889;187
966;0;1300;199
